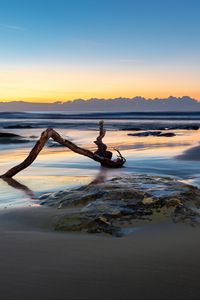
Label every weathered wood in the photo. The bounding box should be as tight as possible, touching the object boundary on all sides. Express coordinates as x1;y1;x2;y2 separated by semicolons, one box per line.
0;122;126;178
1;129;51;178
94;120;113;159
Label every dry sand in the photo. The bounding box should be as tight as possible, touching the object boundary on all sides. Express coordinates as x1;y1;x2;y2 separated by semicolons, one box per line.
0;207;199;300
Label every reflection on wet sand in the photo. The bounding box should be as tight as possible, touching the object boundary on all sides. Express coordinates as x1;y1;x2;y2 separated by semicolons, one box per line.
1;177;36;200
89;167;109;184
0;167;109;202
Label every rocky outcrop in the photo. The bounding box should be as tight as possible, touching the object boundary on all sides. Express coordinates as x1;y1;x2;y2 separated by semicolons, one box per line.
3;125;34;129
0;132;21;138
0;132;31;144
122;125;199;131
39;175;200;236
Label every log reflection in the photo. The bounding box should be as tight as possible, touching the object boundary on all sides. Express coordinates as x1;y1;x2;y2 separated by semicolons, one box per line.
89;167;108;184
1;177;37;200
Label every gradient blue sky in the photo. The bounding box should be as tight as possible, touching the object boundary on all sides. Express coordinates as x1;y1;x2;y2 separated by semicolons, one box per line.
0;0;200;101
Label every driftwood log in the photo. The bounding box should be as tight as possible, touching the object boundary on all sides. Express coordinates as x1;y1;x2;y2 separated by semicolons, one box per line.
1;121;126;178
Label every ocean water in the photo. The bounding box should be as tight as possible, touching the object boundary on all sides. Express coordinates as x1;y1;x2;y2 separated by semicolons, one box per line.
1;111;200;208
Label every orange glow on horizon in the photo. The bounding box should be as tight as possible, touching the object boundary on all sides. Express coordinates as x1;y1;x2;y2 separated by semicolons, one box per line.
1;93;200;103
0;65;200;102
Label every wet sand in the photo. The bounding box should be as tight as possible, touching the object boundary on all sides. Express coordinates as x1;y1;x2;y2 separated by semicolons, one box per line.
176;143;200;160
0;207;200;300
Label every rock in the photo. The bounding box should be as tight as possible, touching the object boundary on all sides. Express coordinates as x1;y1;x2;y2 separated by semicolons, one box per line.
119;124;199;132
128;131;175;137
55;215;88;231
173;205;200;226
159;132;175;137
29;135;38;138
142;197;155;204
40;175;200;236
4;125;34;129
55;214;122;237
0;132;31;144
0;139;31;144
165;198;182;207
0;132;30;144
0;132;21;138
128;131;161;137
98;216;110;225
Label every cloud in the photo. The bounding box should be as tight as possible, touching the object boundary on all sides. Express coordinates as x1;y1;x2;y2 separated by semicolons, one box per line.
0;24;25;31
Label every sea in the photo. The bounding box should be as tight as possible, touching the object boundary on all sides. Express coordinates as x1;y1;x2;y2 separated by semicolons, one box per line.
1;111;200;208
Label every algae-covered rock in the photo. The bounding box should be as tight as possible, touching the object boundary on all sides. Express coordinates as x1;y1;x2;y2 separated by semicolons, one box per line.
39;175;200;236
142;197;155;205
55;214;122;237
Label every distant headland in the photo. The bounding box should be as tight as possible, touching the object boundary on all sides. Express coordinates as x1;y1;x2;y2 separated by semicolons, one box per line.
0;96;200;112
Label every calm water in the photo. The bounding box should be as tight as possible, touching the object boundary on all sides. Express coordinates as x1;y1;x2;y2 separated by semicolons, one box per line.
0;111;200;208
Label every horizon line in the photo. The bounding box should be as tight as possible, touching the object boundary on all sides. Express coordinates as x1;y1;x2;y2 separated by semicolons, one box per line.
0;95;199;104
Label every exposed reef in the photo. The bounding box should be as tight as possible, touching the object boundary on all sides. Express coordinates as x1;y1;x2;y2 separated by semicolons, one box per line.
128;131;176;137
0;132;21;138
121;125;199;131
39;175;200;237
0;132;32;144
3;125;34;129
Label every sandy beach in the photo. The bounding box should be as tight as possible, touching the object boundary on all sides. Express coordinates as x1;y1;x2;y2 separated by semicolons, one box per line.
0;206;199;300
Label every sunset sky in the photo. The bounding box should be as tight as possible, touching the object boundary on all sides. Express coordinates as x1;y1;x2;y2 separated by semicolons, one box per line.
0;0;200;102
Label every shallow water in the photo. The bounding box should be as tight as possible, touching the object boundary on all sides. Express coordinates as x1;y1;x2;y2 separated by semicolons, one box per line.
1;112;200;208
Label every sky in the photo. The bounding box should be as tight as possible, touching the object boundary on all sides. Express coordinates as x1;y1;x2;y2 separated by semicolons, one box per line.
0;0;200;102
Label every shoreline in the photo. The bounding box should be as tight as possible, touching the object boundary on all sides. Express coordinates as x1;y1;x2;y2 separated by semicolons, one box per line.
0;168;200;299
